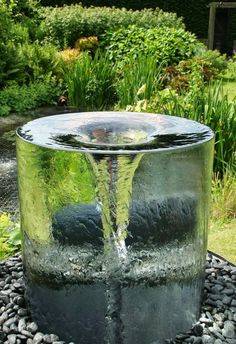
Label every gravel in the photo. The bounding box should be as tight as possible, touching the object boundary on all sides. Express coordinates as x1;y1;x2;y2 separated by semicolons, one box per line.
0;252;235;344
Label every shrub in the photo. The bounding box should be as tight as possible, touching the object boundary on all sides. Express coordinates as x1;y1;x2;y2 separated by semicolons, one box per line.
18;43;63;83
38;5;185;48
0;78;62;116
0;6;26;88
103;25;204;67
197;50;228;77
67;51;117;110
57;48;81;64
75;36;99;52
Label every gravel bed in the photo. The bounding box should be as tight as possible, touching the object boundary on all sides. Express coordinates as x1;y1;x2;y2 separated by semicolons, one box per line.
0;252;235;344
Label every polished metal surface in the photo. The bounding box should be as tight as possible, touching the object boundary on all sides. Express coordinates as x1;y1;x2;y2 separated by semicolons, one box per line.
16;112;214;343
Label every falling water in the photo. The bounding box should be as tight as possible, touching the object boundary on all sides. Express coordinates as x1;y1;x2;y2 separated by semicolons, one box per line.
16;112;214;343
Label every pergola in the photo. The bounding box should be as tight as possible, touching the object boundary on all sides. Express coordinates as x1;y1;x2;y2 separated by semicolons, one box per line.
208;2;236;49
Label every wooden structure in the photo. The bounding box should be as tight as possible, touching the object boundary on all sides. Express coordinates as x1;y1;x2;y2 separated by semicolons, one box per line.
208;2;236;50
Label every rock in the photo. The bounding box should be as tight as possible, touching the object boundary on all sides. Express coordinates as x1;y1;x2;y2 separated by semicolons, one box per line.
201;335;214;344
33;332;44;343
192;324;203;336
222;296;232;306
18;318;26;332
21;330;34;339
222;321;235;339
17;308;28;316
26;322;38;334
226;340;236;344
7;334;16;344
26;340;33;344
214;340;222;344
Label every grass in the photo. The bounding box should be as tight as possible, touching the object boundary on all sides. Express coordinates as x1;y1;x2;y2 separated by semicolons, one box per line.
208;170;236;264
222;80;236;101
208;220;236;264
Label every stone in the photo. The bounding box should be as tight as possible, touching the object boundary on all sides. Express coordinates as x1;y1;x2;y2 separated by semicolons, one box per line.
33;332;44;343
222;321;235;339
18;318;26;332
214;340;223;344
7;334;16;344
201;335;214;344
26;322;38;334
192;324;203;336
222;296;232;306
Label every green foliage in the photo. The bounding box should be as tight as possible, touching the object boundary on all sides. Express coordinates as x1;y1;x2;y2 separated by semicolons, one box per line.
0;213;21;261
75;36;99;53
39;0;209;41
0;79;62;116
0;6;26;88
163;51;228;93
224;54;236;81
18;43;63;83
211;169;236;222
103;25;203;66
67;51;117;110
126;82;236;176
0;0;40;22
38;5;184;49
116;55;164;108
0;0;41;41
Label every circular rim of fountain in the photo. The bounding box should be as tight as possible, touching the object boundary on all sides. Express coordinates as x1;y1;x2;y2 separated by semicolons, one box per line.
16;112;214;154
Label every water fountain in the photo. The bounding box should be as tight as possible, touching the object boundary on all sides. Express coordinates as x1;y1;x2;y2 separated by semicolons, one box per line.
16;112;214;344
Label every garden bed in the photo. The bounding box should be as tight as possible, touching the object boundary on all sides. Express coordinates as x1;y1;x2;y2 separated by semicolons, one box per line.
0;252;235;344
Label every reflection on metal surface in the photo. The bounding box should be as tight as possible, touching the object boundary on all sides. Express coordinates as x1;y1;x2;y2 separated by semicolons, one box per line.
16;112;214;343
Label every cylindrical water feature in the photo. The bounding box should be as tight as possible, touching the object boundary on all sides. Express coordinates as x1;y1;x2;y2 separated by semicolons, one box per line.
16;112;214;344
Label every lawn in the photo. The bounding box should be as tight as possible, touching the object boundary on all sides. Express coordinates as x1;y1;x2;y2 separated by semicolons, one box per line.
222;80;236;100
208;220;236;264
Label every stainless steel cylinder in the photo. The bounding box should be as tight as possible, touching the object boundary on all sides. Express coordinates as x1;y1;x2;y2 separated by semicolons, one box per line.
16;112;214;344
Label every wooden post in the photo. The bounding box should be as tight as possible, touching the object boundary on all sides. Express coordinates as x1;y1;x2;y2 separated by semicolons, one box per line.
208;4;216;50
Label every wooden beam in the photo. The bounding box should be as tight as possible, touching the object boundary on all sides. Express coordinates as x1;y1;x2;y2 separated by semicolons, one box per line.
208;5;216;49
208;2;236;8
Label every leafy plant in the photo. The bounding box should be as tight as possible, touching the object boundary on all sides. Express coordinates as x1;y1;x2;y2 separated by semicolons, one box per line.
0;78;62;116
57;48;81;64
18;43;63;83
67;51;117;110
0;213;21;261
124;81;236;176
116;54;164;108
75;36;99;53
102;25;204;67
38;5;185;49
0;6;26;88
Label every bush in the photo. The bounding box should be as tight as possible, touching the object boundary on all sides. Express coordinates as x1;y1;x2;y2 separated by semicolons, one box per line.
67;51;117;110
38;5;185;48
18;43;63;83
75;36;99;53
0;6;26;88
57;48;81;64
0;78;62;116
103;25;204;67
